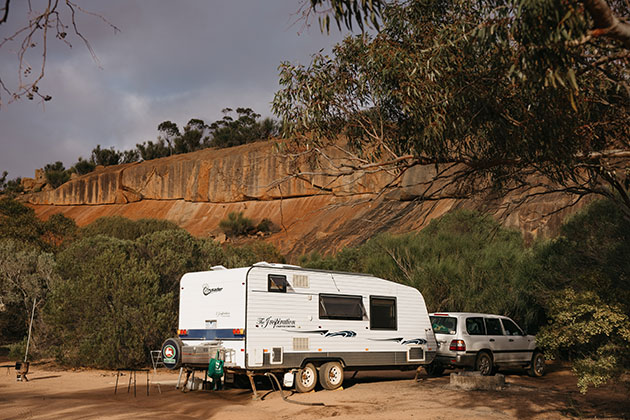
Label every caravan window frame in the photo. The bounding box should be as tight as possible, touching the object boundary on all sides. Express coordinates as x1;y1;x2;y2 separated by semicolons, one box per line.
369;296;397;330
319;293;365;321
268;274;287;293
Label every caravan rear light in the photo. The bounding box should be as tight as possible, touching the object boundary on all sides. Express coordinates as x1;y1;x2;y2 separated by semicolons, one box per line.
178;329;188;336
232;328;244;335
449;339;466;351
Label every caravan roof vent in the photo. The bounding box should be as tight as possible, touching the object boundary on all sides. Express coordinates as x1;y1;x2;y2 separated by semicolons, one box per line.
211;265;227;270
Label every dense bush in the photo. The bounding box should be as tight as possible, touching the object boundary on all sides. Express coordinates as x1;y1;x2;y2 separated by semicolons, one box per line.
219;212;277;237
46;235;171;368
80;216;180;241
0;171;24;195
0;198;76;251
136;229;226;315
223;242;286;268
2;197;629;392
37;216;285;368
219;212;255;237
537;289;630;393
0;238;56;349
530;200;630;392
256;218;275;233
43;161;70;189
302;210;540;331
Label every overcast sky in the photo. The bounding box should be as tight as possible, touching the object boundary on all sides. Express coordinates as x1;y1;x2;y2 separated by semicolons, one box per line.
0;1;347;179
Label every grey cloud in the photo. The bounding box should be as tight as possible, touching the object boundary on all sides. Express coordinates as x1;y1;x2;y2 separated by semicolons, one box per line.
0;0;347;179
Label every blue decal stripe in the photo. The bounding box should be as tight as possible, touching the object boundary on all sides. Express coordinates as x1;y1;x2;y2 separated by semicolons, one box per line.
179;329;244;340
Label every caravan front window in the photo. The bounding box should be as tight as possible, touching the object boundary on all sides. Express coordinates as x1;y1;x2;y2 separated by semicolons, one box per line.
319;294;365;320
370;296;397;330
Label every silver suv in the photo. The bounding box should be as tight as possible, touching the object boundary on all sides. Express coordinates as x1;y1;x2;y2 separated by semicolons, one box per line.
428;312;545;377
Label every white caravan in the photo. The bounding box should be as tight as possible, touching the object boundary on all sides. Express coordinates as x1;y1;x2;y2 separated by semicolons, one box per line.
161;262;437;392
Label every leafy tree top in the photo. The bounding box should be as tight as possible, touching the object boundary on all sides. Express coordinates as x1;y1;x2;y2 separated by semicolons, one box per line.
274;0;630;218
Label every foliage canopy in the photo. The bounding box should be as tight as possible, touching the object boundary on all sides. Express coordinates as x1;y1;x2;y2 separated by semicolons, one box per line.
274;0;630;217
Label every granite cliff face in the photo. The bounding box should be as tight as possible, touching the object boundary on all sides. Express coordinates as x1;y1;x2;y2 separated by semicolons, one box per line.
24;140;583;256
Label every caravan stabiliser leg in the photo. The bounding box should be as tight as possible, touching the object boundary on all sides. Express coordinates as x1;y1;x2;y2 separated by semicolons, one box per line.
176;367;184;389
247;371;259;400
181;369;192;393
264;372;325;407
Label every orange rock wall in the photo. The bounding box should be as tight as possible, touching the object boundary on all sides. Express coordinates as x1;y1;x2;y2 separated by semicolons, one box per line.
24;140;585;257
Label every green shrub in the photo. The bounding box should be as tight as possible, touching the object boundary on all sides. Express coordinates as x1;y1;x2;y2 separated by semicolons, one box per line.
43;161;70;189
303;210;539;330
8;337;27;360
46;236;171;368
224;242;286;268
537;289;630;393
81;216;181;241
528;199;630;392
219;212;255;237
71;157;96;175
256;218;275;233
0;171;24;195
136;230;226;321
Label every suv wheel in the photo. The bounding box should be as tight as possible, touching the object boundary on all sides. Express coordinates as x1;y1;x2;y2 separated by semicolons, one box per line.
528;351;546;377
475;352;493;376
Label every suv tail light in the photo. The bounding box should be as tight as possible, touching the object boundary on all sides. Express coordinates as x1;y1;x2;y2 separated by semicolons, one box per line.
449;339;466;351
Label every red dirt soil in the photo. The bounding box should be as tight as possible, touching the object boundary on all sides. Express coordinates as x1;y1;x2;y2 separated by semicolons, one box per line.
0;362;628;419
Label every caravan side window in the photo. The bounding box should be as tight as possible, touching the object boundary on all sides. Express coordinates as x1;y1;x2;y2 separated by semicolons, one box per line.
319;294;365;320
370;296;397;330
268;274;287;293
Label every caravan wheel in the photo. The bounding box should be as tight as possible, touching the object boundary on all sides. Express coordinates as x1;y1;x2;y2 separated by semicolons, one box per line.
319;361;344;390
295;363;317;393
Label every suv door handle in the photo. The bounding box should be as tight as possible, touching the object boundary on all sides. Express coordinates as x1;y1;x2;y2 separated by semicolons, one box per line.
489;339;495;342
509;339;514;342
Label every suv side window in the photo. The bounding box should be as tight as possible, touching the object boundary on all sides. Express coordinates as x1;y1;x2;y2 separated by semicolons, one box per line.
501;318;523;336
484;318;503;335
465;317;486;335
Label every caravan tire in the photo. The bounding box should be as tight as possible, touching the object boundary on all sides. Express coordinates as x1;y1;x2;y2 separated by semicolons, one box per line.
319;361;344;390
295;363;317;393
425;361;445;377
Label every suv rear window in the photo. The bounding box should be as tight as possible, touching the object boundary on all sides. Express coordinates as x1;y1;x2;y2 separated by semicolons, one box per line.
430;316;457;335
466;317;486;335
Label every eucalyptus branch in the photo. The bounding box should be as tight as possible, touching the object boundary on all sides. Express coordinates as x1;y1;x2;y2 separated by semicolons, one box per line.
583;0;630;48
0;0;118;106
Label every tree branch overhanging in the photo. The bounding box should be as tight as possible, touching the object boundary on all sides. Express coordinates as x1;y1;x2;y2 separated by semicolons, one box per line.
0;0;118;107
0;0;9;25
583;0;630;48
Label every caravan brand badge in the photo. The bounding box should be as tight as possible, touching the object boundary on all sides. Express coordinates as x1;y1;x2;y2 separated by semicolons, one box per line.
256;316;296;328
203;284;223;296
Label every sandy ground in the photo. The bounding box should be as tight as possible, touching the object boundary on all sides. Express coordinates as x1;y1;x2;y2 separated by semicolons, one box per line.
0;362;628;420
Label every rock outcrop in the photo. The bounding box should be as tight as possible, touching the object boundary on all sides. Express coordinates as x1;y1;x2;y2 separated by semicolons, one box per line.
23;140;585;256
